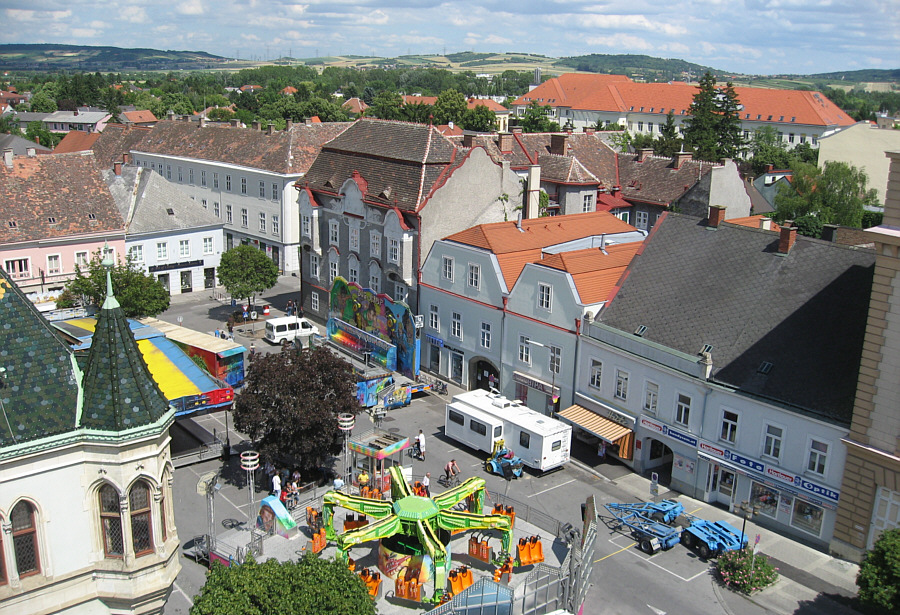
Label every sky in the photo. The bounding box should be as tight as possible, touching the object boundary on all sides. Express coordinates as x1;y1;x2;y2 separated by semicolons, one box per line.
1;0;897;76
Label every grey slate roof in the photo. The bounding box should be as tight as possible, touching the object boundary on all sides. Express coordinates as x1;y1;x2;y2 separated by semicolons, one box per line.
599;213;875;424
0;269;80;448
104;166;222;234
79;273;170;431
0;134;50;155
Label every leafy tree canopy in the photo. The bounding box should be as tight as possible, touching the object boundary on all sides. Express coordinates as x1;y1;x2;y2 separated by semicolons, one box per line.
190;554;375;615
774;161;879;232
432;88;467;126
368;90;403;120
233;347;359;474
217;245;279;306
519;101;559;133
462;104;497;132
57;249;170;318
28;89;57;113
856;528;900;613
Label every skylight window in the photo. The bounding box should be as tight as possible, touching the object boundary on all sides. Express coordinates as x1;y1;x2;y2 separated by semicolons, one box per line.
700;344;714;355
166;208;175;215
7;221;17;228
634;325;647;337
88;213;97;220
758;361;773;375
47;217;56;224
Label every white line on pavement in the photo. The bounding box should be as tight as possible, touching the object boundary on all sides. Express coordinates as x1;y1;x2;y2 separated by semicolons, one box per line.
526;479;575;498
172;581;193;605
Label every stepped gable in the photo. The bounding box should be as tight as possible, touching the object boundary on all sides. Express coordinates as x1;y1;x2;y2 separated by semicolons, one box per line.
601;214;875;423
0;269;80;448
304;119;461;211
79;266;169;431
0;151;123;244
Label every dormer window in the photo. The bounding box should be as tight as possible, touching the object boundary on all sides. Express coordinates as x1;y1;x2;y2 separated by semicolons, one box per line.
47;217;57;224
7;220;17;228
166;208;175;215
88;213;97;221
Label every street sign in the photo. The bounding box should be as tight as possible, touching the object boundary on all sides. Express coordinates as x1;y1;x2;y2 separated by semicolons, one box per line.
650;472;659;496
753;534;761;554
414;315;424;329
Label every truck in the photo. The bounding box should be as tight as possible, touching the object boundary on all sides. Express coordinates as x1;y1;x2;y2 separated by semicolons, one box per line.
444;389;572;472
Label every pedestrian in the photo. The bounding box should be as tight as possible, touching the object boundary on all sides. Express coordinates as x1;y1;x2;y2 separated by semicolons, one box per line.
249;343;256;361
286;299;294;316
214;328;220;338
422;472;431;497
226;321;234;335
272;472;281;499
298;302;304;318
416;429;426;461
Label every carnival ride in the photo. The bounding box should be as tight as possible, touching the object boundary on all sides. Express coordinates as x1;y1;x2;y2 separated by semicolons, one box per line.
322;466;513;601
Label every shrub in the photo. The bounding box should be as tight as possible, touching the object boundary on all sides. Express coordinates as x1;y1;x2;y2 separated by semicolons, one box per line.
715;548;779;594
857;528;900;613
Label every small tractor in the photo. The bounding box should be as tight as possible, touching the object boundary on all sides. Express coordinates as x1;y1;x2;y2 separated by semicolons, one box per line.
485;439;525;479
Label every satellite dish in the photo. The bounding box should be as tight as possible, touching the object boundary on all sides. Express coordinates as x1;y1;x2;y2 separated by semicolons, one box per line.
196;471;218;496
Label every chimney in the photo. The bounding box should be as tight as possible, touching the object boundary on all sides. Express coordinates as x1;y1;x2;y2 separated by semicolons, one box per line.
167;110;175;121
3;148;13;168
463;133;475;148
584;127;595;135
525;164;541;220
821;224;838;243
199;117;208;128
497;132;513;152
707;205;726;228
73;109;79;116
759;217;772;231
673;151;692;169
267;122;275;136
550;133;568;156
637;148;653;162
512;127;523;134
305;118;312;127
26;147;36;157
765;164;774;173
114;161;122;175
252;120;261;131
286;118;293;130
778;225;798;254
230;119;240;127
122;153;130;165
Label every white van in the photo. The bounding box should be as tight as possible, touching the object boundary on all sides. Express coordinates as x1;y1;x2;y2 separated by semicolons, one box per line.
264;317;319;344
444;389;572;472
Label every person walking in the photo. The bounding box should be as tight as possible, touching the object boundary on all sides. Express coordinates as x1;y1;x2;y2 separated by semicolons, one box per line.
416;429;426;461
272;472;281;499
422;472;431;497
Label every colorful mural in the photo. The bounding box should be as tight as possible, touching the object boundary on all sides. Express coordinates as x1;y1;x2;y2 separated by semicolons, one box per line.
256;496;297;538
328;277;419;378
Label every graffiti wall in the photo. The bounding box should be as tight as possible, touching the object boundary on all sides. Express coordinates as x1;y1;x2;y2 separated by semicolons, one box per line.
328;277;419;378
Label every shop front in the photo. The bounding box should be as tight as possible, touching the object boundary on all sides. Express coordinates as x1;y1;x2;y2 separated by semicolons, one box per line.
635;416;699;494
512;371;560;416
560;395;636;464
695;440;840;546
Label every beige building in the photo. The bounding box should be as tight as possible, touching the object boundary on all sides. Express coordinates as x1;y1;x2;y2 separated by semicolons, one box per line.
818;121;900;205
831;150;900;561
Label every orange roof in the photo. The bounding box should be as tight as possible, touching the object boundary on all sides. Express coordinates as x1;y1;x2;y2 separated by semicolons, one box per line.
281;86;298;95
342;97;369;113
402;95;438;106
121;110;157;123
467;98;507;112
539;243;641;304
514;74;854;128
446;211;638;290
53;130;101;153
725;215;776;231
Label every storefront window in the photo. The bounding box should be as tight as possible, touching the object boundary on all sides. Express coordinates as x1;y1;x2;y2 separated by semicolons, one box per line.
791;499;824;536
750;481;779;518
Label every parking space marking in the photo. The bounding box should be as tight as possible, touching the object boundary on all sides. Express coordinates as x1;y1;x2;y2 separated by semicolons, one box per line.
594;542;635;562
526;479;575;498
607;535;710;582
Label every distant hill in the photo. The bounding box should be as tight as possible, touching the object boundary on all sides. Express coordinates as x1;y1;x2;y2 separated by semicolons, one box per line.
555;54;719;82
804;68;900;82
0;44;229;71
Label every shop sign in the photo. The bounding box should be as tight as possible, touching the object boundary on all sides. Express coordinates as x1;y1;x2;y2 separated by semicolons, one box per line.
728;452;766;473
605;409;633;428
796;478;839;503
640;416;663;433
766;467;795;484
513;371;558;395
149;259;204;273
662;425;697;447
426;334;443;347
699;441;726;458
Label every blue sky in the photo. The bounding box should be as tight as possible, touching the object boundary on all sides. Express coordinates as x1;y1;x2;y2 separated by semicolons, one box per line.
1;0;897;75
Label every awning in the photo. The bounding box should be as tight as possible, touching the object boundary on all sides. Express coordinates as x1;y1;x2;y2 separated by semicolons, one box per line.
558;404;634;460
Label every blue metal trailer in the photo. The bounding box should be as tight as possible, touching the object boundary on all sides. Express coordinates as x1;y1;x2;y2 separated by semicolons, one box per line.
604;501;685;554
681;517;747;559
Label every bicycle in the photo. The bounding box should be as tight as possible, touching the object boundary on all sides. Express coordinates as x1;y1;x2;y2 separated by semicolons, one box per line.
437;473;461;488
408;440;424;461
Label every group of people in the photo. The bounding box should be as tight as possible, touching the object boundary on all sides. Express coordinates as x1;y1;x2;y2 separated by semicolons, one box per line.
286;299;303;318
413;429;461;486
268;464;303;509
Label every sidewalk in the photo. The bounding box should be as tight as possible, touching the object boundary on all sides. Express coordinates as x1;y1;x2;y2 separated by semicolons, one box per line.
571;457;861;615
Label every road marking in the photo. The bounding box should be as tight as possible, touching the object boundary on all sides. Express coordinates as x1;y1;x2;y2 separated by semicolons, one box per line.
446;447;459;453
526;479;575;498
172;581;193;605
594;542;634;562
217;491;245;513
647;606;666;615
607;535;710;582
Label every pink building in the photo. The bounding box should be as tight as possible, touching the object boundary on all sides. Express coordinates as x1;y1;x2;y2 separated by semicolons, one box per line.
0;149;125;304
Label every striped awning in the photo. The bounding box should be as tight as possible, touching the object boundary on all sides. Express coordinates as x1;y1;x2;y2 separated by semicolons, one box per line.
558;404;635;460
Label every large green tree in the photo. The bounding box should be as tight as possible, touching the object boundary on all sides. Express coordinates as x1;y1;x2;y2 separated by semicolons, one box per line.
368;90;403;120
217;245;278;307
28;89;57;113
856;528;900;613
774;161;879;232
233;347;358;475
463;104;497;132
191;553;375;615
57;250;170;318
683;72;743;162
432;88;467;126
748;126;793;175
654;112;682;157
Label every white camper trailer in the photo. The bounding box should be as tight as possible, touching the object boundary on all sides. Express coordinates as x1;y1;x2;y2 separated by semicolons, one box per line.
444;389;572;472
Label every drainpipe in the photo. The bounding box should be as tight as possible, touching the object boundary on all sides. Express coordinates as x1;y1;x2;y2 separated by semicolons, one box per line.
693;354;714;502
499;296;509;398
571;318;582;411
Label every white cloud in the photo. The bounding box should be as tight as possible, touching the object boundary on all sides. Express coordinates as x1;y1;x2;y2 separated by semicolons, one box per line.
120;7;148;24
177;0;205;16
586;33;653;51
70;28;98;38
358;9;389;25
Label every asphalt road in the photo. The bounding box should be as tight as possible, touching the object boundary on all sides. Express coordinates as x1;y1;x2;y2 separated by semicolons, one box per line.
159;283;776;615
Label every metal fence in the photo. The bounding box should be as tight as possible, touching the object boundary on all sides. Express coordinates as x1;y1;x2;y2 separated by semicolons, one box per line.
486;493;563;539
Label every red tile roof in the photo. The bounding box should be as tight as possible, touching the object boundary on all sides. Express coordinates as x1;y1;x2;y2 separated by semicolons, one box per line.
514;75;854;128
0;152;123;243
121;110;157;124
539;242;641;304
467;98;507;112
281;86;298;95
402;95;438;106
342;97;369;114
53;130;101;154
446;211;637;289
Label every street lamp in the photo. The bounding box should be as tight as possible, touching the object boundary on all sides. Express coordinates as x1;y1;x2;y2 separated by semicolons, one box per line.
527;340;559;416
737;500;759;550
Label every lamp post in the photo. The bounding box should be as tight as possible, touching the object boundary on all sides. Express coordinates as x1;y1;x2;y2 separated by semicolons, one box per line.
527;340;559;416
737;500;758;550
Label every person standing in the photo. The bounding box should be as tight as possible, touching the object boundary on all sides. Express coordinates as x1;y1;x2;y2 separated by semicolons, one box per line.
272;472;281;499
416;429;426;461
422;472;431;497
